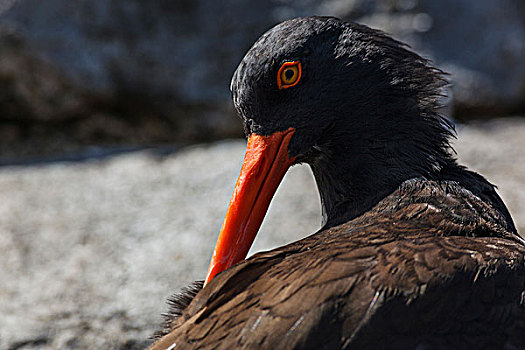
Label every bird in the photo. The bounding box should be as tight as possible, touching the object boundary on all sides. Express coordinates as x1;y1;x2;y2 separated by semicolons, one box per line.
149;17;525;350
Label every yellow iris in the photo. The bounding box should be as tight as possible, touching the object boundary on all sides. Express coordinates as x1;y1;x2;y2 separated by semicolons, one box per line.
277;61;302;89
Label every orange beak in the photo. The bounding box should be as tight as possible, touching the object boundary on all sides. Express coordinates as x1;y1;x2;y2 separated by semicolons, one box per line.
204;127;296;285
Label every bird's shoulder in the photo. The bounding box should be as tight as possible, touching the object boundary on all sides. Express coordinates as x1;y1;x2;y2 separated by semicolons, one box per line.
150;179;525;349
151;234;525;349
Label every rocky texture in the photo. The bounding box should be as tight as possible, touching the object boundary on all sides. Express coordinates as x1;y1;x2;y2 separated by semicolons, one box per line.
0;118;524;349
1;0;525;158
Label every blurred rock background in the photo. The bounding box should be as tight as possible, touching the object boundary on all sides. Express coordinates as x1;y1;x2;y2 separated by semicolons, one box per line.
0;0;524;349
1;0;525;161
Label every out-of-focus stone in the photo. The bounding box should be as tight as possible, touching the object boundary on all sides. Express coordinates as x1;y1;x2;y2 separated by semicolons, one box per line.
0;30;87;121
0;0;524;153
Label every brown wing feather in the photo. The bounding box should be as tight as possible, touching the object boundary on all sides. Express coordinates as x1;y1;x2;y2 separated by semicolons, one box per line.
150;180;525;350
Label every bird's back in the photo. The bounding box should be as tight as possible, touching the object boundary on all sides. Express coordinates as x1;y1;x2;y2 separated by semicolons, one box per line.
150;178;525;350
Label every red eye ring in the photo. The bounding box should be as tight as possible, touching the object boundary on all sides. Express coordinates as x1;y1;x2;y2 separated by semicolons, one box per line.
277;61;302;90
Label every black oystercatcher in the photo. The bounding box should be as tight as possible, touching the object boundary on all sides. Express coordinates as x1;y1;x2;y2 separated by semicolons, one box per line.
150;17;525;350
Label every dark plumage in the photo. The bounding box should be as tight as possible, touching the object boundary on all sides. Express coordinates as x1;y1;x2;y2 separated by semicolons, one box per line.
150;17;525;349
153;281;203;339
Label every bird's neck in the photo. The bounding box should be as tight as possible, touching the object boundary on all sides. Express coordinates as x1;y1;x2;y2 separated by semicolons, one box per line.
309;134;454;229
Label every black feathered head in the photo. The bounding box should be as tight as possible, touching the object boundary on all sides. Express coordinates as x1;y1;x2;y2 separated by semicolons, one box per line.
231;16;453;171
206;17;457;283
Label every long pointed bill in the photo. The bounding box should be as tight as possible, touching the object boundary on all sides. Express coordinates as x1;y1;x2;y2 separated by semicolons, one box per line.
204;127;296;285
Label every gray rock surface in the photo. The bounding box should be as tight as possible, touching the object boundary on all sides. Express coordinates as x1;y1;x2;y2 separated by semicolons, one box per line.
1;0;524;157
0;118;524;349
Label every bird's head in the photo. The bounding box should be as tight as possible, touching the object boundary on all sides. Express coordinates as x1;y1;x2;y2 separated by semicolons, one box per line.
205;17;454;285
231;16;452;164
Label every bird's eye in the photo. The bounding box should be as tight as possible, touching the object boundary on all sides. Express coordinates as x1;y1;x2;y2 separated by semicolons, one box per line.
277;61;302;90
